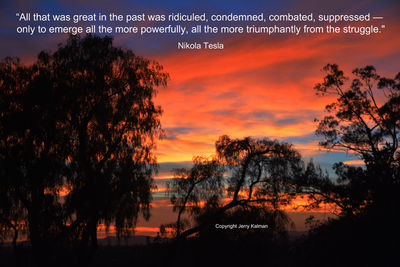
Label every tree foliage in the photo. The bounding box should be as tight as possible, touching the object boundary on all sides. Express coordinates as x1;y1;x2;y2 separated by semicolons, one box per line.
299;64;400;217
162;135;303;239
0;35;168;263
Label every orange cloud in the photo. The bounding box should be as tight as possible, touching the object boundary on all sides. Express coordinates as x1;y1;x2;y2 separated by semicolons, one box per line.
343;160;365;165
153;22;400;164
6;15;398;166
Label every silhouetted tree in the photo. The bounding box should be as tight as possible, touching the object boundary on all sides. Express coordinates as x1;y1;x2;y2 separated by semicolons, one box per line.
162;135;303;240
0;56;68;264
293;65;400;263
297;64;400;217
0;35;168;264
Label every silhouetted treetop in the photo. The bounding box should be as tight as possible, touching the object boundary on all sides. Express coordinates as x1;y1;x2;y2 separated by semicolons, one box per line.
314;64;399;168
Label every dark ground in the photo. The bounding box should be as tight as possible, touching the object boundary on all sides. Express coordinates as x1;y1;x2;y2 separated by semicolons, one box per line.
1;223;398;267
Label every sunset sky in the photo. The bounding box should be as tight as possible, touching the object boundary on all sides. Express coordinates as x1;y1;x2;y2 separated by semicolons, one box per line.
1;0;399;236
